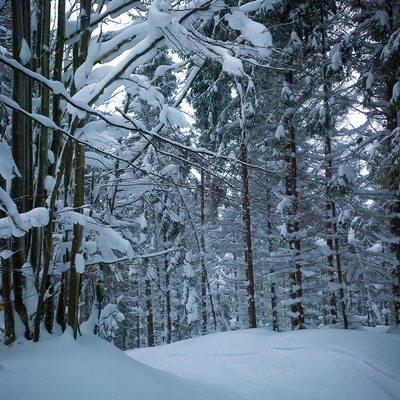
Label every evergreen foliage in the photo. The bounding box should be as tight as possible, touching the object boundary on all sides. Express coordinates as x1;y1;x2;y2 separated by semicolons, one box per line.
0;0;399;347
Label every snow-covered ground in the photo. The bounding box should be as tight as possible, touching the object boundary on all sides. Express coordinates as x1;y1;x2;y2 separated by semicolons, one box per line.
0;326;399;400
128;326;400;400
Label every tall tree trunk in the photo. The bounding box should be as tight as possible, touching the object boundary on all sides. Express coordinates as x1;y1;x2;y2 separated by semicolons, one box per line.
34;141;70;340
240;143;257;328
387;90;400;325
0;103;15;344
200;169;208;334
284;71;304;330
320;8;348;329
31;0;53;339
11;0;33;339
164;253;172;343
0;235;15;344
144;258;155;347
135;287;141;348
267;190;279;332
67;140;85;338
390;197;400;324
49;0;66;178
384;2;400;322
66;0;91;338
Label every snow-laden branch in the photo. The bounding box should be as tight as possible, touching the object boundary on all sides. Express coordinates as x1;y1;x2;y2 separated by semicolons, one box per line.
0;93;137;170
0;186;49;238
0;0;276;180
0;137;20;182
118;108;281;177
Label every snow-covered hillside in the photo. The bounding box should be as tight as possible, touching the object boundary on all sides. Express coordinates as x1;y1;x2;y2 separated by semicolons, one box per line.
0;326;399;400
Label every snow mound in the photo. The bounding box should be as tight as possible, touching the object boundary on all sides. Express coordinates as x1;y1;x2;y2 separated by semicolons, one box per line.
1;327;399;400
128;327;400;400
0;329;235;400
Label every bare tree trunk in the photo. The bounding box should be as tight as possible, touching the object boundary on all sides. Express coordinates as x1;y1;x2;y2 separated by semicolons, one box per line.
49;0;65;177
200;169;208;334
384;2;400;322
0;236;15;344
11;0;33;339
240;143;257;328
56;272;67;331
387;97;400;325
67;140;85;338
135;287;141;348
266;190;279;332
0;105;14;344
144;258;155;347
164;254;172;343
284;71;304;330
31;0;53;339
66;0;91;339
320;10;348;329
390;176;400;324
324;133;338;325
34;141;69;341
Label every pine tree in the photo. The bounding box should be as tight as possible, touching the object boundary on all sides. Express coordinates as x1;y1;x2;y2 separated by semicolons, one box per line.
351;0;400;324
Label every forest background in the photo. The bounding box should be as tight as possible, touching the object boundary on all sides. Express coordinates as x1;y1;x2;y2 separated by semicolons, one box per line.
0;0;399;349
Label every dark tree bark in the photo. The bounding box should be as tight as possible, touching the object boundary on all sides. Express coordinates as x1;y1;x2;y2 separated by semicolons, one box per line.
319;5;349;329
266;190;279;332
240;143;257;329
200;169;208;334
164;253;172;343
387;105;400;325
67;140;85;338
0;67;15;342
0;234;15;344
66;0;91;339
49;0;66;177
144;258;155;347
34;140;70;341
284;71;304;330
31;0;54;340
10;0;33;340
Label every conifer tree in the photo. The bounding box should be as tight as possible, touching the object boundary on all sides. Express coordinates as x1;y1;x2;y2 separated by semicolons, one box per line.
351;0;400;324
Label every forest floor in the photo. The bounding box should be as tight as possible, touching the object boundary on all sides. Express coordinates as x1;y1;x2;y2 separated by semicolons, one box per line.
0;324;399;399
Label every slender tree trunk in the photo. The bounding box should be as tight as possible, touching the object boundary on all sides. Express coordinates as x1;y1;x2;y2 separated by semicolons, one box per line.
387;96;400;325
267;190;279;332
1;237;15;344
135;287;141;348
49;0;66;178
31;0;53;339
324;133;338;325
284;71;304;330
164;254;172;344
11;0;33;339
200;169;208;334
384;2;400;322
240;143;257;328
206;272;217;331
144;258;155;347
34;141;69;340
66;0;91;339
0;117;15;344
67;141;85;338
56;272;67;331
320;9;348;328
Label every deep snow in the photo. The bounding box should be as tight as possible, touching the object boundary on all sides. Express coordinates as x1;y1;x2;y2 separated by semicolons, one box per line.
0;326;399;400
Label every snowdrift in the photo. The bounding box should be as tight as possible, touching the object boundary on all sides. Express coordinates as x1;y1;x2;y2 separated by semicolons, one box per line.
128;326;400;400
0;326;399;400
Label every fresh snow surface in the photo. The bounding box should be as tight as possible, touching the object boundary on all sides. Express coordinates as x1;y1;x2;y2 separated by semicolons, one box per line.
128;327;400;400
0;328;234;400
0;327;399;400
